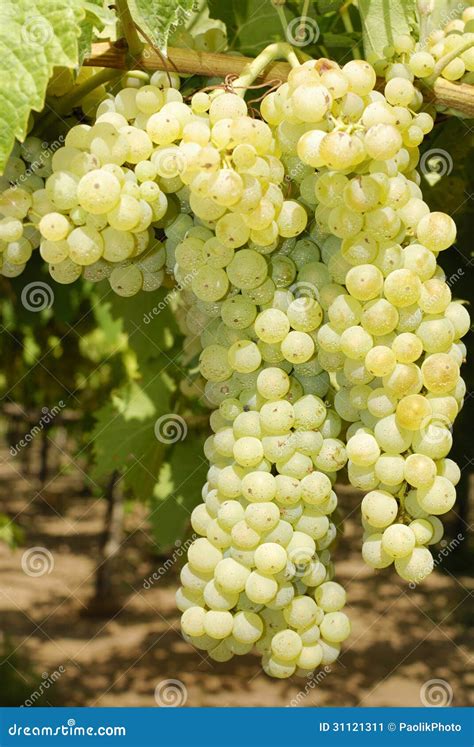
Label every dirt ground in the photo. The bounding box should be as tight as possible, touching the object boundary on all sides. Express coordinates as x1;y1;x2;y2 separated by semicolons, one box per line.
0;445;472;708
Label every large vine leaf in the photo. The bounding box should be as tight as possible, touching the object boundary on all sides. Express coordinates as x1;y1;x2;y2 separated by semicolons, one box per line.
0;0;84;173
359;0;417;61
209;0;286;54
150;438;207;548
128;0;195;50
422;1;462;36
109;286;180;363
78;0;115;62
90;362;173;499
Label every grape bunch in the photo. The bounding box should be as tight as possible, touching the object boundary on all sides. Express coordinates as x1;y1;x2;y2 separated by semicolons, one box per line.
162;91;350;677
0;72;192;296
372;5;474;85
259;57;468;585
0;141;48;279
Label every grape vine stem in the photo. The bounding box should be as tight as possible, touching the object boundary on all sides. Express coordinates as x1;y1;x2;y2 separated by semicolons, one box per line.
432;38;474;76
115;0;144;58
84;42;474;117
37;68;122;135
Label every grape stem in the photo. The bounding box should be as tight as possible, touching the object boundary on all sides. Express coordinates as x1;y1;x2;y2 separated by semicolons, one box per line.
115;0;144;58
340;5;361;60
433;38;474;76
416;0;434;46
230;42;301;97
37;67;122;135
53;68;122;115
272;0;289;42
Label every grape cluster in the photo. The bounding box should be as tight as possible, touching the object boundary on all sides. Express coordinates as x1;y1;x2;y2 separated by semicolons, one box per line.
0;143;47;278
374;6;474;85
0;72;191;295
167;91;351;676
261;58;467;584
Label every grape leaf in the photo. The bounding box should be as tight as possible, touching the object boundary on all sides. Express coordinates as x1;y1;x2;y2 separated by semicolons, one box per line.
0;0;84;173
128;0;195;50
421;0;461;37
359;0;417;60
90;361;173;499
315;0;344;12
78;0;115;63
323;32;360;48
109;286;180;363
150;438;207;548
209;0;286;54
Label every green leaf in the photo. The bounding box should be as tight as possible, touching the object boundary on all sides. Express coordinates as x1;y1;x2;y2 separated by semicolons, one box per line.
78;0;115;63
0;0;83;173
323;32;360;48
109;286;179;362
420;1;459;36
150;437;207;547
315;0;344;12
359;0;417;60
0;514;24;548
209;0;285;54
128;0;194;50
